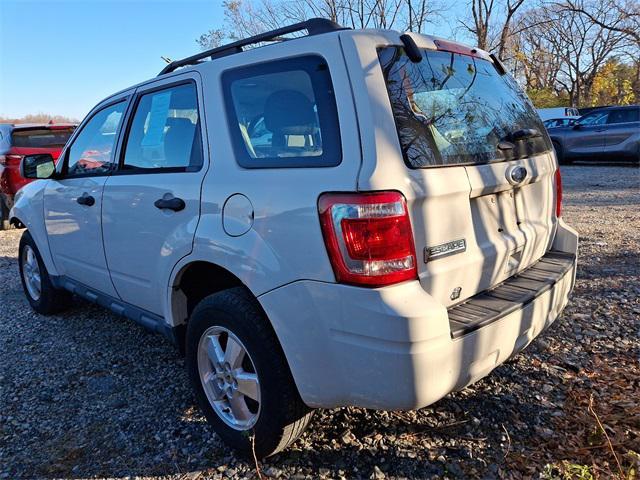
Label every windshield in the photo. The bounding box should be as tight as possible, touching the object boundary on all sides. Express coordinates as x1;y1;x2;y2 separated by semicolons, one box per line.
12;128;75;148
378;47;551;168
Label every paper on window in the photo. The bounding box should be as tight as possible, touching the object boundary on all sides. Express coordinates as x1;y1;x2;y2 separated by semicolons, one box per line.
141;91;172;147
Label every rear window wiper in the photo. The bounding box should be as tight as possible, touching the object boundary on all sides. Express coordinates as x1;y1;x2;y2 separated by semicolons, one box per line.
510;128;541;141
498;128;542;151
497;128;542;152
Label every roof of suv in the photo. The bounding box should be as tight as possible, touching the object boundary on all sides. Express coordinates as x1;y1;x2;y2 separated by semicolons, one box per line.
90;19;493;118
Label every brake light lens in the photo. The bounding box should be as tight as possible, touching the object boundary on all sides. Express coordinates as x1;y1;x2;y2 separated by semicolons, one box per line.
433;39;483;58
2;154;23;165
318;191;418;287
555;168;562;218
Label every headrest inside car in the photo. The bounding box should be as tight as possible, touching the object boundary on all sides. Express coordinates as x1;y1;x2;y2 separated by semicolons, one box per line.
264;90;316;135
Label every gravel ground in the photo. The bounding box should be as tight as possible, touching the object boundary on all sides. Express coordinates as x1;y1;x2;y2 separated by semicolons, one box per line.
1;165;638;480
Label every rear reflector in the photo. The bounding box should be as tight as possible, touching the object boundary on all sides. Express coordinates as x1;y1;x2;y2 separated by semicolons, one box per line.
555;168;562;218
318;191;418;287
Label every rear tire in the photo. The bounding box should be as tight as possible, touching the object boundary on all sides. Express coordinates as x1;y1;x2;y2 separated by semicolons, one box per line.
18;230;71;314
0;197;10;231
185;287;313;459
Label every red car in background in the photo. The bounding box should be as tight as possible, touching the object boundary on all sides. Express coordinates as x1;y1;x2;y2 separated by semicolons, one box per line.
0;123;76;229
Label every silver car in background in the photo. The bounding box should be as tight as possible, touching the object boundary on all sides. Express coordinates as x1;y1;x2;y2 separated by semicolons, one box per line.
548;105;640;164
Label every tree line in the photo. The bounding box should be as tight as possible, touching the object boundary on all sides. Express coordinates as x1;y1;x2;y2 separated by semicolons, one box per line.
0;114;79;125
197;0;640;108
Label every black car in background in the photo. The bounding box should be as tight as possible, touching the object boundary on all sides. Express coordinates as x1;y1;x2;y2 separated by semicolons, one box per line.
548;105;639;164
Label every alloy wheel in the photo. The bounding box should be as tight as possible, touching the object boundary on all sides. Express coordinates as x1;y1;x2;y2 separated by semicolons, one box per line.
21;245;42;301
197;325;261;430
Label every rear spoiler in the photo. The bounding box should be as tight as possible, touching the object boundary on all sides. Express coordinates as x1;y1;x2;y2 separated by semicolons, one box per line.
400;34;508;76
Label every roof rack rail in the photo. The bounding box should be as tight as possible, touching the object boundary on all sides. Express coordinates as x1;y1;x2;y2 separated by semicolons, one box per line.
158;18;346;76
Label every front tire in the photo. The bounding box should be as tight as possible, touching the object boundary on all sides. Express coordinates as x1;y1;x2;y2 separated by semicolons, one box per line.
185;287;313;458
552;141;572;165
18;230;71;314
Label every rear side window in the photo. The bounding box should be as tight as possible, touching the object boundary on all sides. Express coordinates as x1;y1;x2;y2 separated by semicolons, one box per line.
12;128;75;148
606;108;639;124
122;82;203;172
379;47;551;168
222;55;341;168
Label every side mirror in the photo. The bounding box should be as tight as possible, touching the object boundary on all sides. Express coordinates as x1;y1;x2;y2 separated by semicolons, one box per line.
572;123;582;130
20;154;56;179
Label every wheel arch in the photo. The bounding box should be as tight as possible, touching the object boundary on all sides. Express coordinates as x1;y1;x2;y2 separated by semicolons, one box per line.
10;182;60;277
168;260;245;326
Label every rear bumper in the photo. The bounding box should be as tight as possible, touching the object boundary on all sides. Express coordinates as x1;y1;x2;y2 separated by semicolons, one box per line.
259;220;578;410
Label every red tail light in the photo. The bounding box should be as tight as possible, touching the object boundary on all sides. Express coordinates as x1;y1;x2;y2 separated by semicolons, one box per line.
318;191;418;287
2;154;23;166
433;39;483;58
555;168;562;218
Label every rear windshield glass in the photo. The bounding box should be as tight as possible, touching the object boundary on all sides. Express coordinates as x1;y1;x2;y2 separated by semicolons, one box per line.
11;128;75;148
378;47;551;168
222;55;341;168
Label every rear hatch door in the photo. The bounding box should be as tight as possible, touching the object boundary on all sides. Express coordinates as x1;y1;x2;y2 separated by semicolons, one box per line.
375;40;557;306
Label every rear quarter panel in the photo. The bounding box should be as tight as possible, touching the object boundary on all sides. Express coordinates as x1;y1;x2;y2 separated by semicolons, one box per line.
166;32;363;326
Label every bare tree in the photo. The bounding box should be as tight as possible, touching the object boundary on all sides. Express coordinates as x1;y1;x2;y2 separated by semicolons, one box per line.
559;0;640;101
197;0;444;49
512;2;630;105
458;0;527;59
561;0;640;48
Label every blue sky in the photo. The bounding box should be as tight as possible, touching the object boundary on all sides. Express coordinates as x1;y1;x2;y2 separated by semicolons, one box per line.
0;0;464;120
0;0;225;120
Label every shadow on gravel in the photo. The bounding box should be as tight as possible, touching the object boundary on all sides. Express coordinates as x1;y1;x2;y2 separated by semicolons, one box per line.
1;286;560;479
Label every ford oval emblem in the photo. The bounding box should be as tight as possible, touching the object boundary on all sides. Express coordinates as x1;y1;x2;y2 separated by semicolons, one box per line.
507;165;527;185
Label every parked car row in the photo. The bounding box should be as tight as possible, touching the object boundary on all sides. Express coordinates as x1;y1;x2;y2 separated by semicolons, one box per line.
0;122;76;228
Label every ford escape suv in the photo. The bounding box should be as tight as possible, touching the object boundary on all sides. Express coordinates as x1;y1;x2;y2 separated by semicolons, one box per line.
11;19;578;458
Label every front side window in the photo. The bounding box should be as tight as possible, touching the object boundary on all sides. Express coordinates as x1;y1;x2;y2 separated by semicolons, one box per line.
577;111;609;126
122;83;202;172
66;102;125;177
222;55;341;168
379;47;551;168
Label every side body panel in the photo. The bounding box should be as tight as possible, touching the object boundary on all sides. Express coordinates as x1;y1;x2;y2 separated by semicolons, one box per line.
604;119;640;159
165;32;362;327
551;125;606;159
41;91;133;297
44;175;117;296
102;73;209;316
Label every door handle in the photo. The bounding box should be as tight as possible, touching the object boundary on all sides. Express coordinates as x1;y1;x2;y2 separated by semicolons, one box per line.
76;193;95;206
154;196;185;212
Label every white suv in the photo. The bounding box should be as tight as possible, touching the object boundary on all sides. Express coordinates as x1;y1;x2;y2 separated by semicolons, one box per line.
11;19;578;458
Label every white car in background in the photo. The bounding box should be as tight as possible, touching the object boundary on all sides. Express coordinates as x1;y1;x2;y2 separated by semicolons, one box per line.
10;19;578;458
538;107;581;121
